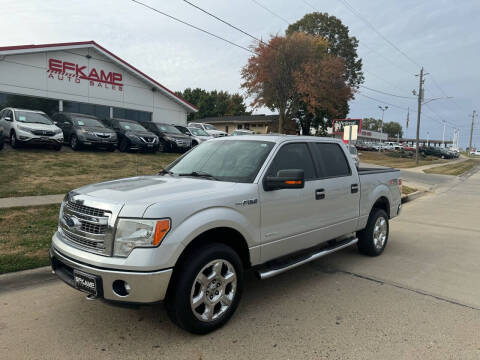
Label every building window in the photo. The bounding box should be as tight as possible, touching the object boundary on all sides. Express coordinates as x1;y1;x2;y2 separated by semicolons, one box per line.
113;107;152;122
0;92;58;115
63;101;109;118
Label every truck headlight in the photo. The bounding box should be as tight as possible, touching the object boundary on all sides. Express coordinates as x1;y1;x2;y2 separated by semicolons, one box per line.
113;218;170;257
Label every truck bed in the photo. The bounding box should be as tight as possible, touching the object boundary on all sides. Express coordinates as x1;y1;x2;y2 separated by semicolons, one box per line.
357;167;400;175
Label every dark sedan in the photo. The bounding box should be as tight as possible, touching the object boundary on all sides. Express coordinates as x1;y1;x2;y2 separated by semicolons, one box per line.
102;118;159;152
142;122;192;152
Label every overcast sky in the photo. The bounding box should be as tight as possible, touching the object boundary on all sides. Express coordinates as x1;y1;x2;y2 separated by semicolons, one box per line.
4;0;480;147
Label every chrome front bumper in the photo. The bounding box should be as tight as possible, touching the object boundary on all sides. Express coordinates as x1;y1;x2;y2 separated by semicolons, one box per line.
50;247;172;303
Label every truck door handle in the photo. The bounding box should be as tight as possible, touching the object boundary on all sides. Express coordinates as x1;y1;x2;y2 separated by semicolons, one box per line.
351;184;359;193
315;189;325;200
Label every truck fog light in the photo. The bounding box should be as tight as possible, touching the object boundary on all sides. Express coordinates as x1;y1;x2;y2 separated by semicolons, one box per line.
112;280;130;297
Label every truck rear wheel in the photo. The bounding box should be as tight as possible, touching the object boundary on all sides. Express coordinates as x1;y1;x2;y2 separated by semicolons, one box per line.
166;243;244;334
357;208;389;256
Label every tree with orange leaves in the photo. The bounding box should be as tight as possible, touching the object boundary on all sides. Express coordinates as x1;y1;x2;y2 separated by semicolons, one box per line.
241;32;353;134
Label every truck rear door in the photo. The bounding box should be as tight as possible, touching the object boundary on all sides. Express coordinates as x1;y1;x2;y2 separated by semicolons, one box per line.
309;142;361;238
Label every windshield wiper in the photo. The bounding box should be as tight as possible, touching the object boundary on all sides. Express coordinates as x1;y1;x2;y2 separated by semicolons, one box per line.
158;168;174;176
178;171;218;180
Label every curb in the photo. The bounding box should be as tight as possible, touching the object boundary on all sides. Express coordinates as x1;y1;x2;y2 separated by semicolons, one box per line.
0;266;57;293
401;190;427;204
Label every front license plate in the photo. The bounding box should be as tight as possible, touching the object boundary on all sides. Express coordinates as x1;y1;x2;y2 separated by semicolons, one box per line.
73;270;98;296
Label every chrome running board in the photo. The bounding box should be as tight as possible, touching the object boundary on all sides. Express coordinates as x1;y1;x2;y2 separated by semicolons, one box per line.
256;237;358;280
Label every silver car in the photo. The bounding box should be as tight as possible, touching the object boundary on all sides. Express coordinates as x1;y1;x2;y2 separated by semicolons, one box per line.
186;126;213;146
0;108;63;150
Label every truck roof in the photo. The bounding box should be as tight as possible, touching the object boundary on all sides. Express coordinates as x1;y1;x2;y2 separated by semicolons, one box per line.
211;135;343;145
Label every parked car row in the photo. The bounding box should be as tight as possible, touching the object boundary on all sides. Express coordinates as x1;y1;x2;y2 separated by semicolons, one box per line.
0;108;226;153
0;108;270;153
355;140;460;159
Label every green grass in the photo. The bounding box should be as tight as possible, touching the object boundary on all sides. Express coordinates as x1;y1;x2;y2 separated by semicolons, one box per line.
359;151;446;168
423;159;480;176
0;147;180;198
0;204;60;274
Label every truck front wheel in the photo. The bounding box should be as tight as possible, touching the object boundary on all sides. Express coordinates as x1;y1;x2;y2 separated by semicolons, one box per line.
166;243;244;334
357;208;389;256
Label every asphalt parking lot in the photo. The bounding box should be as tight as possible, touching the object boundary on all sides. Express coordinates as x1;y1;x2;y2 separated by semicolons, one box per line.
1;162;479;360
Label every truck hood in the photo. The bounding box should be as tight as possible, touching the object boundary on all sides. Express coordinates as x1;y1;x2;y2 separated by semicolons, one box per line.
73;175;237;217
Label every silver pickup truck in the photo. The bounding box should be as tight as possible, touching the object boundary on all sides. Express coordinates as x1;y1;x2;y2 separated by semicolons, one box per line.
50;135;402;334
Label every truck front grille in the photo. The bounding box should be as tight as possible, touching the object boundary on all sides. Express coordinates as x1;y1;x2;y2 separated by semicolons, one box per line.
60;201;112;256
66;201;105;217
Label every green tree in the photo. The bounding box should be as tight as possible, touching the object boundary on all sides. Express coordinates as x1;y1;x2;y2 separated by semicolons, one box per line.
286;12;363;134
286;12;363;88
383;121;403;138
176;88;249;121
362;117;382;131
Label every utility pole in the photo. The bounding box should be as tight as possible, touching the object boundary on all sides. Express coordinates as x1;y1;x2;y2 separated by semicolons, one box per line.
469;110;476;155
441;120;446;148
415;67;425;165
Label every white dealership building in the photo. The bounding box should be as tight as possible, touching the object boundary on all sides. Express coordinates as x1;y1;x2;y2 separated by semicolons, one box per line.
0;41;196;123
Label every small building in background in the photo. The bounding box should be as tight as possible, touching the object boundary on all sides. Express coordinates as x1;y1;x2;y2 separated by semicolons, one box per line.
193;114;279;134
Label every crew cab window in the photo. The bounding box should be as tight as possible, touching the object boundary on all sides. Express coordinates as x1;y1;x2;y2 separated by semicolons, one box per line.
266;143;315;180
312;143;351;178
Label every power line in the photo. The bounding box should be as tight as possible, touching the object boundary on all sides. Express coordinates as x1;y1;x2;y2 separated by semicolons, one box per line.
356;92;409;111
181;0;267;46
360;85;416;99
130;0;255;54
337;0;421;69
250;0;290;25
363;69;412;94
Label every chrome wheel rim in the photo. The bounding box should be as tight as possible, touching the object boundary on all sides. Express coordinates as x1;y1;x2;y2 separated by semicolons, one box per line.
190;259;237;322
373;216;387;250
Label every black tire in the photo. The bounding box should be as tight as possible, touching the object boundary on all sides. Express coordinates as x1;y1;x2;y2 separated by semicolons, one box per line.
191;141;198;148
357;208;389;256
0;140;4;151
70;135;80;151
10;132;19;149
107;145;116;152
166;243;244;334
119;138;129;152
53;144;62;151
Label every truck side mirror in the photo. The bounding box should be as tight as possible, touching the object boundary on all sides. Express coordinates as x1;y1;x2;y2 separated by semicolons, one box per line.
263;169;305;191
4;117;12;122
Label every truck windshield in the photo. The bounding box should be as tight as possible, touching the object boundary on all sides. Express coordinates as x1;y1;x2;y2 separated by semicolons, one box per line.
168;140;275;183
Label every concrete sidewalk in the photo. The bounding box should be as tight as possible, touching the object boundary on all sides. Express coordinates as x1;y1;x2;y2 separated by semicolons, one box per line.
0;194;64;208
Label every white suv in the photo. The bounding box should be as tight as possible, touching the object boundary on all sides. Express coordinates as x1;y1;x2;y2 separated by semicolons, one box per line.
189;122;228;137
0;108;63;150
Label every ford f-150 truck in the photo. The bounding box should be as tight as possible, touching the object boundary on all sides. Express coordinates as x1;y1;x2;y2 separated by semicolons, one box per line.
50;135;402;334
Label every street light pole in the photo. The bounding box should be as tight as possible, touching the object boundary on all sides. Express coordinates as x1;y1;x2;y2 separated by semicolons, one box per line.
378;105;388;138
